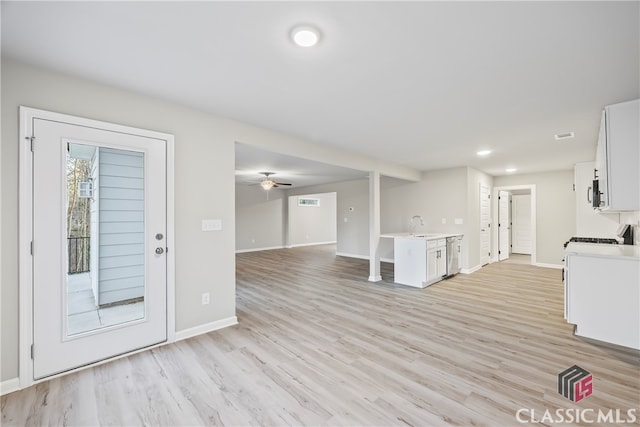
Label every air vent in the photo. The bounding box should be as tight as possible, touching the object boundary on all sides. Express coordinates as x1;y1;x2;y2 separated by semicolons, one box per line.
554;132;575;141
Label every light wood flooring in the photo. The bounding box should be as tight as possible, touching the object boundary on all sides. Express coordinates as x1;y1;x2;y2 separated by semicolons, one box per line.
2;244;639;426
499;253;531;265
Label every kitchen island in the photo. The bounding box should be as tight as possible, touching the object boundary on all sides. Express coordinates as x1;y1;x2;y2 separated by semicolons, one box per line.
381;232;463;288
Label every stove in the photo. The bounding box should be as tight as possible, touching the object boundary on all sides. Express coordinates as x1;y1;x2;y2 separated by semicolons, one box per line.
563;236;620;248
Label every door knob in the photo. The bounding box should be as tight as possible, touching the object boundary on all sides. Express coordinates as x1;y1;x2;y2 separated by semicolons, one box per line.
155;247;165;255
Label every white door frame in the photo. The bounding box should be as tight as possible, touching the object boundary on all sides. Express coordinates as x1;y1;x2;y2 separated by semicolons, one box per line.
498;190;511;261
479;183;491;266
511;194;533;254
492;184;536;265
18;107;176;389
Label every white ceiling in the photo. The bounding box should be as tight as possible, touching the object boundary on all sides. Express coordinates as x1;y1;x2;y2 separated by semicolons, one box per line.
3;1;638;184
235;142;367;188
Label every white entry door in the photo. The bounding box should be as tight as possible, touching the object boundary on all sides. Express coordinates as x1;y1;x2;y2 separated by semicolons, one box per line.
27;111;169;380
512;195;532;254
479;184;491;266
498;190;511;261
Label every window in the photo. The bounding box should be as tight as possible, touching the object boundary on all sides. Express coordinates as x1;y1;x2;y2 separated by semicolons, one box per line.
298;197;320;207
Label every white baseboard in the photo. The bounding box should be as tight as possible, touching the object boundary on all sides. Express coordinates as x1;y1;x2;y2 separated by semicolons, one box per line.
336;252;368;260
175;316;238;342
335;252;394;263
461;264;482;274
235;246;284;254
288;241;336;248
534;262;563;269
0;377;20;396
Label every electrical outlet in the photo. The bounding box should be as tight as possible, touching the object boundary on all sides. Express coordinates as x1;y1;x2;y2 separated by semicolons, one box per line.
201;292;210;305
202;219;222;232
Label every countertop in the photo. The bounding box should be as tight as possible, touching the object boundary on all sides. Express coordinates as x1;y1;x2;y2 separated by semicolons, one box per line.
565;242;640;259
380;232;463;240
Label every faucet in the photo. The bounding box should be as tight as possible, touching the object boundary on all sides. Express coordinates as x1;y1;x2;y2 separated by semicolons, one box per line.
410;215;424;234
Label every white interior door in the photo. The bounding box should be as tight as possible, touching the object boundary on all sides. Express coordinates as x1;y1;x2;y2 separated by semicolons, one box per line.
479;184;491;266
511;195;532;254
498;190;510;261
31;116;168;380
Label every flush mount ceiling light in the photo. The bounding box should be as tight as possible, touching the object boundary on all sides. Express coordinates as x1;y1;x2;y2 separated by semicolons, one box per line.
505;168;517;173
291;25;320;47
476;150;492;157
554;131;575;141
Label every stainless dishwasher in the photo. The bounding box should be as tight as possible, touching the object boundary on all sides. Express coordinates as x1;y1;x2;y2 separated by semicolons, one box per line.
446;235;463;276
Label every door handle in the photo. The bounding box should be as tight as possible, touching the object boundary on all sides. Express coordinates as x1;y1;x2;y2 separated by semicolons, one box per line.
155;247;165;255
587;186;592;203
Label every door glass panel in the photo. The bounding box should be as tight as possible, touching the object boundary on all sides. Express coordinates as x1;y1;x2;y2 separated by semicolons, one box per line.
66;143;145;336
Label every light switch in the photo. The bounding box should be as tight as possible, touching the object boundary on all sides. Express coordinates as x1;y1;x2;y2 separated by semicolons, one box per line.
441;218;447;224
454;218;463;225
202;219;222;231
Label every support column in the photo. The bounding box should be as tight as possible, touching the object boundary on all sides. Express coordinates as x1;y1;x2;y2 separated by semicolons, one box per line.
369;171;382;282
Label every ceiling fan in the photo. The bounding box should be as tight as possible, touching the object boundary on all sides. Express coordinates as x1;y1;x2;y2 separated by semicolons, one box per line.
258;172;292;190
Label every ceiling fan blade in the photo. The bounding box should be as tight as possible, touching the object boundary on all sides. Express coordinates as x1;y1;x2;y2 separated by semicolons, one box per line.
274;182;292;186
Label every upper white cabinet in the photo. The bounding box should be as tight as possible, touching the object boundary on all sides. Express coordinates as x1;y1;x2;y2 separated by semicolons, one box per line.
595;99;639;211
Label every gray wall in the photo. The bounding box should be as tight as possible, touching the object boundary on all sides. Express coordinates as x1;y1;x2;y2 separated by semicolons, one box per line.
235;184;287;251
1;60;419;382
287;180;370;258
380;167;493;270
234;187;337;251
494;170;576;266
236;179;369;257
1;61;234;381
288;193;337;247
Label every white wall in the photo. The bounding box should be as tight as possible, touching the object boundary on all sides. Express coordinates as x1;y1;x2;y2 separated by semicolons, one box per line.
1;60;419;382
494;170;576;266
288;193;337;247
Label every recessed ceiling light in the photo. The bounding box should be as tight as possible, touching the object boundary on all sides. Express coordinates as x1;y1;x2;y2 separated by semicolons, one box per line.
505;168;517;173
291;26;320;47
476;150;492;156
554;132;575;141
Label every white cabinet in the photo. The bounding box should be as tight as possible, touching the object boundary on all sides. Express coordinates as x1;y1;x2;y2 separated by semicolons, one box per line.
595;99;639;211
426;239;447;284
393;237;447;288
574;162;619;237
564;244;640;350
